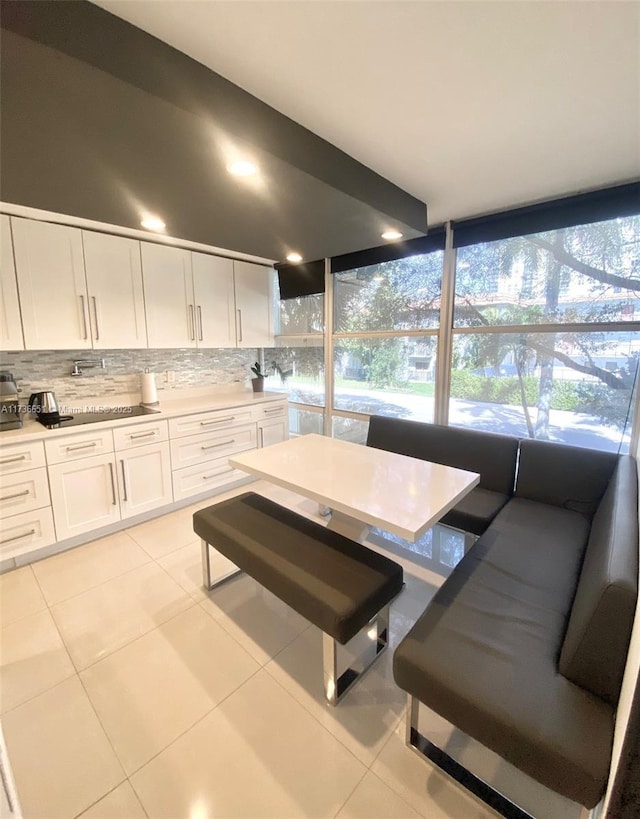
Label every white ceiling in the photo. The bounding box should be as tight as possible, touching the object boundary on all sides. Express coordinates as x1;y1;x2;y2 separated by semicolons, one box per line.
93;0;639;226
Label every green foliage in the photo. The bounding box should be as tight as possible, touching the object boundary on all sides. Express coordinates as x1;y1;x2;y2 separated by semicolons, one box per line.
250;361;267;378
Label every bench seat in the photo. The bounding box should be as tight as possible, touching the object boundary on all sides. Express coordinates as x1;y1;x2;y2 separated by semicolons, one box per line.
194;492;404;703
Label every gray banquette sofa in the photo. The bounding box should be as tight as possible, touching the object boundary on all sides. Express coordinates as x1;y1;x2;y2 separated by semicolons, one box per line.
367;416;639;815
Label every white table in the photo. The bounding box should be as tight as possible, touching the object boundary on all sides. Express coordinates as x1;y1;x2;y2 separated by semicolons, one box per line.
229;434;480;543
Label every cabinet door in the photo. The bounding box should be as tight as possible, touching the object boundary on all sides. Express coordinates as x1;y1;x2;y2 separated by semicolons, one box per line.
49;453;120;540
116;440;172;520
233;261;273;348
0;215;24;351
11;218;91;350
191;252;236;348
258;418;288;448
141;243;195;348
82;231;147;349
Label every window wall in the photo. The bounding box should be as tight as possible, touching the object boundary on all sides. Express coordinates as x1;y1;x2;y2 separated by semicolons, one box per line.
274;188;640;454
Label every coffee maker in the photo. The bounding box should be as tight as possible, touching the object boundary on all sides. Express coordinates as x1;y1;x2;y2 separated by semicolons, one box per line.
0;372;22;431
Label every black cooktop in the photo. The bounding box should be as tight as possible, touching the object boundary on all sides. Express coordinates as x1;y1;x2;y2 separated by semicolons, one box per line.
37;405;160;429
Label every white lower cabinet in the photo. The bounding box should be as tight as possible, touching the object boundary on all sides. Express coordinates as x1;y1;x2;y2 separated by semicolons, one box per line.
116;440;172;519
172;452;252;503
258;418;288;448
0;506;56;561
48;453;121;540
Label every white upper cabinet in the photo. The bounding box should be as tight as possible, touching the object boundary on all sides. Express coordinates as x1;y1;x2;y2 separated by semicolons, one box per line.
11;218;91;350
0;215;24;351
141;243;195;348
233;261;273;348
82;231;147;349
191;252;236;348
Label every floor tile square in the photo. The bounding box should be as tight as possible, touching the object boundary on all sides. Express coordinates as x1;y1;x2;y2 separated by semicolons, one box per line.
130;670;366;818
1;676;124;819
199;573;310;665
157;538;238;601
50;562;193;669
81;605;259;773
32;531;150;605
1;609;75;713
77;781;147;819
127;507;200;559
0;565;46;627
336;770;423;818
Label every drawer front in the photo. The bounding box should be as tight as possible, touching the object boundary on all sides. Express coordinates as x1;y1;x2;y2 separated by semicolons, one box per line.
168;406;254;439
0;467;51;516
253;401;287;422
0;505;56;560
170;424;256;470
113;419;169;451
0;440;46;475
45;428;114;465
172;449;254;502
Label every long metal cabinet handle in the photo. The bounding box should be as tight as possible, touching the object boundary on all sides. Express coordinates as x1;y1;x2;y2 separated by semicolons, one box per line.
108;462;117;505
263;407;283;414
0;455;27;465
200;417;234;426
197;305;203;341
188;304;195;341
201;439;234;450
0;489;30;502
92;296;100;340
79;295;88;339
66;442;97;452
120;459;128;502
0;528;36;545
129;430;156;440
237;309;243;342
202;467;234;479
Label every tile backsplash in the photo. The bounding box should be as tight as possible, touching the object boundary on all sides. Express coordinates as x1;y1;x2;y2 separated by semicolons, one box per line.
1;348;259;404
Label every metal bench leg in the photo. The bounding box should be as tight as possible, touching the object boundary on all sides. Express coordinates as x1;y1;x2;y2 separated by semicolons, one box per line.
322;604;390;705
406;695;537;819
201;538;242;591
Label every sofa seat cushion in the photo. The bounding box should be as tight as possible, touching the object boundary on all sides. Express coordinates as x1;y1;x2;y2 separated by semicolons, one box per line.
194;493;404;645
440;487;510;536
393;499;614;808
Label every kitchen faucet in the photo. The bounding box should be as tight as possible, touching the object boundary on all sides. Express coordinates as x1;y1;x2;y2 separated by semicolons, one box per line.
70;358;106;377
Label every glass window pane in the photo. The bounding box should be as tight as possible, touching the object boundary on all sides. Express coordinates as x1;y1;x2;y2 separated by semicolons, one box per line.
264;342;325;407
454;215;640;327
289;407;323;437
333;337;437;421
449;330;639;452
278;294;324;335
331;415;369;444
334;252;443;332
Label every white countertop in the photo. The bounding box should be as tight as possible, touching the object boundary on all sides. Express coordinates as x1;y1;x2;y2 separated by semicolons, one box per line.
229;433;480;541
0;390;288;445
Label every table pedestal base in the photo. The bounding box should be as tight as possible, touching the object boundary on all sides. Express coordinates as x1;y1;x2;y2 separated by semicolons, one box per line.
325;509;371;544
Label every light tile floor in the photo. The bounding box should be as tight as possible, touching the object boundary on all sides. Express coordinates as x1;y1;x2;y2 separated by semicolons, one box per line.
0;480;582;819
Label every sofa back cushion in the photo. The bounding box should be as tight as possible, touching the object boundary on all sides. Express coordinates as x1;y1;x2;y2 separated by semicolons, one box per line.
516;439;618;518
559;455;638;706
366;417;518;495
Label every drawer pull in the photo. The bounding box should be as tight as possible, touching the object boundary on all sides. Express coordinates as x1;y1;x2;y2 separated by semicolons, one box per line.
108;462;117;505
129;430;157;440
201;439;234;450
0;489;30;502
0;454;27;465
200;417;234;426
66;442;98;452
0;528;36;545
263;407;284;414
202;467;234;479
120;459;128;502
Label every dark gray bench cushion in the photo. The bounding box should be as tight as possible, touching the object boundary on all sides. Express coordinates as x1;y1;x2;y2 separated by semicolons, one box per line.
393;498;613;808
366;417;518;534
516;439;618;518
560;455;639;706
193;492;403;645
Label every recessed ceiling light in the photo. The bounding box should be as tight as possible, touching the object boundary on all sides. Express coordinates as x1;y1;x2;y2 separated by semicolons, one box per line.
227;160;258;177
140;215;166;232
286;252;303;263
381;230;403;241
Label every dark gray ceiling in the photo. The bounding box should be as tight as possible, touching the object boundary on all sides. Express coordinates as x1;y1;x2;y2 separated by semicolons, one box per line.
0;0;427;262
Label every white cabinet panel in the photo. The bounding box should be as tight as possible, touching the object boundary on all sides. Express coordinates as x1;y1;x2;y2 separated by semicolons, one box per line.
0;505;56;560
258;418;288;448
45;428;114;465
112;419;168;451
82;231;147;349
141;243;195;348
172;452;252;502
0;215;24;351
170;424;256;470
11;218;91;350
49;453;120;540
253;401;288;423
192;252;236;348
168;406;254;439
116;441;172;519
0;440;46;475
233;261;273;348
0;467;50;516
